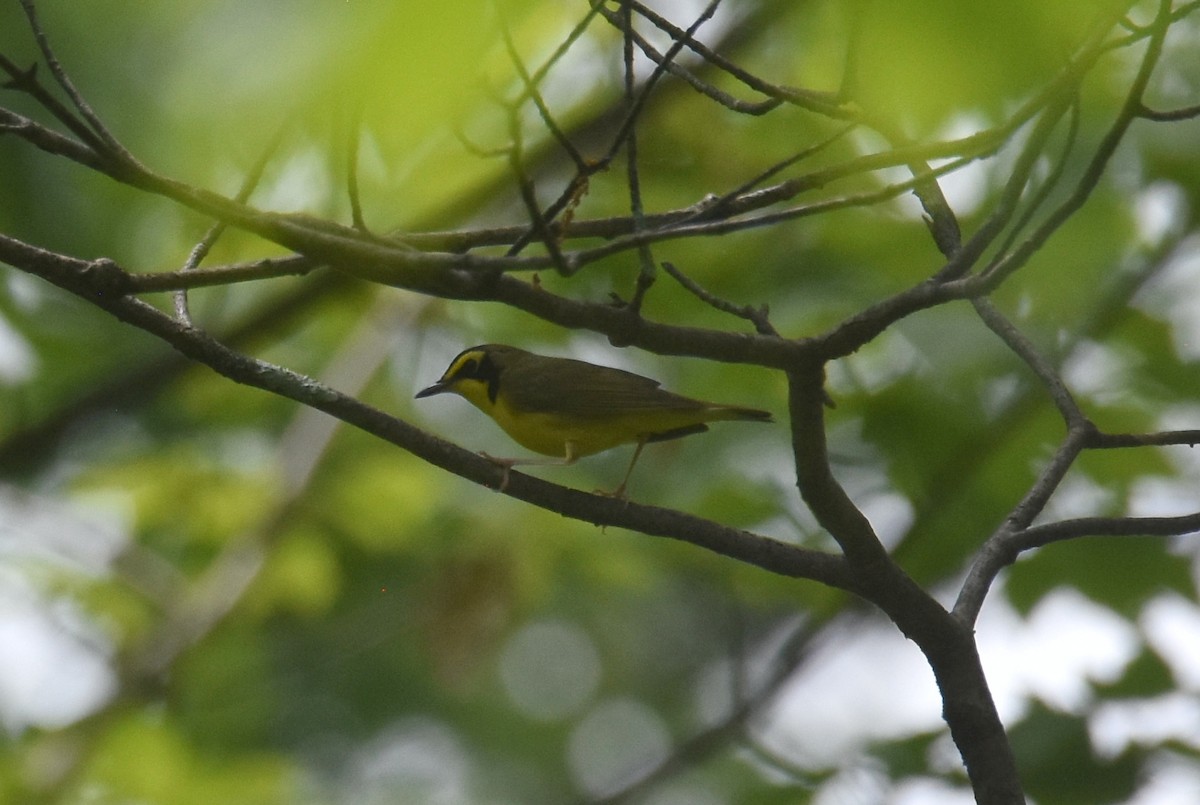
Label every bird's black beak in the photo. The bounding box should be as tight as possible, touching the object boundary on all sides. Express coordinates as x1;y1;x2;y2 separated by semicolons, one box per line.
414;381;449;399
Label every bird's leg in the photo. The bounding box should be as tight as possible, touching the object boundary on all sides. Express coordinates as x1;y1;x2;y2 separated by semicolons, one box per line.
479;453;517;492
480;442;579;492
597;436;648;500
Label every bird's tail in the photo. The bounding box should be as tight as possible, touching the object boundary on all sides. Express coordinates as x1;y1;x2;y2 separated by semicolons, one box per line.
708;405;773;423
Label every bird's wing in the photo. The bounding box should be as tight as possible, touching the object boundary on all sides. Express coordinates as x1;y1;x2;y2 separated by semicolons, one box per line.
503;356;704;417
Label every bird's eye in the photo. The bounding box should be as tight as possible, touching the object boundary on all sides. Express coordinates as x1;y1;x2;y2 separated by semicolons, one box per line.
460;358;479;377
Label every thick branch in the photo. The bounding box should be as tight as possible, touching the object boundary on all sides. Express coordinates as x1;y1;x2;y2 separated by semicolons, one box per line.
786;368;886;568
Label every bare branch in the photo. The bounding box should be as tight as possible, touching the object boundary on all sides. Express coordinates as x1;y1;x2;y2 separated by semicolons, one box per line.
661;260;776;335
1136;102;1200;121
125;256;321;293
596;3;786;116
519;0;608;103
956;508;1200;628
979;0;1174;292
503;104;572;273
345;100;369;234
990;97;1083;263
1090;430;1200;448
16;0;140;166
971;298;1089;429
7;5;1191;800
0;105;105;168
1018;512;1200;547
616;0;844;116
498;6;587;172
585;616;826;805
175;125;286;323
953;426;1093;625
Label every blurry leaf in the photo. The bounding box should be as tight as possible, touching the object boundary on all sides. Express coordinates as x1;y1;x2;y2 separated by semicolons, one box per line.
74;445;275;558
849;0;1101;127
83;710;293;805
246;528;342;618
319;451;444;552
174;627;277;750
1006;537;1194;617
872;730;942;780
76;573;161;647
1010;702;1139;804
416;549;519;691
1118;307;1200;400
1096;648;1176;699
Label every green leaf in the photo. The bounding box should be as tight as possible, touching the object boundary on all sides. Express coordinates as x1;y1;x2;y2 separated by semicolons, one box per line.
1010;702;1140;805
1006;537;1193;617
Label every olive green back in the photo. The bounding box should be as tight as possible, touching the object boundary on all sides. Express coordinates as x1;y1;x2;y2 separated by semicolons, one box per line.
495;348;706;418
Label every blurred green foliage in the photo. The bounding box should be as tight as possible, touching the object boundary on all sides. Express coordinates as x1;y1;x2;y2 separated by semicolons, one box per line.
2;1;1200;803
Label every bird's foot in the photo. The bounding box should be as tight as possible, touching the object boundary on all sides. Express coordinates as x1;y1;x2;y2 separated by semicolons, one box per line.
592;483;630;501
479;452;515;492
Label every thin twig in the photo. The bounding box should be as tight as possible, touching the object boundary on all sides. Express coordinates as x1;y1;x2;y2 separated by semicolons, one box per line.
662;261;776;335
956;506;1200;628
566;150;991;279
952;426;1092;625
126;256;321;293
932;94;1077;282
837;0;867;102
506;0;723;260
521;0;608;102
1016;511;1200;547
890;219;1191;576
596;0;722;170
596;3;784;116
17;0;139;166
0;103;106;169
989;95;1082;264
503;104;571;273
1136;102;1200;121
499;5;587;171
669;122;857;229
971;298;1088;428
584;615;826;805
346;99;369;233
979;0;1174;292
119;151;988;295
174;126;286;323
618;0;843;116
620;0;657;314
487;1;610;258
952;0;1176;617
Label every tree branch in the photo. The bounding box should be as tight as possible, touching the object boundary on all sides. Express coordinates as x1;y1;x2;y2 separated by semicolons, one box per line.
978;0;1173;292
0;232;852;591
971;298;1089;429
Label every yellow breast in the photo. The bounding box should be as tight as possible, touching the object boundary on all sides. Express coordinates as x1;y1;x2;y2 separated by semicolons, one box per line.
454;376;719;458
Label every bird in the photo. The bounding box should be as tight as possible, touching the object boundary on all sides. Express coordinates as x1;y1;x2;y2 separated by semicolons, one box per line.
415;344;773;497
